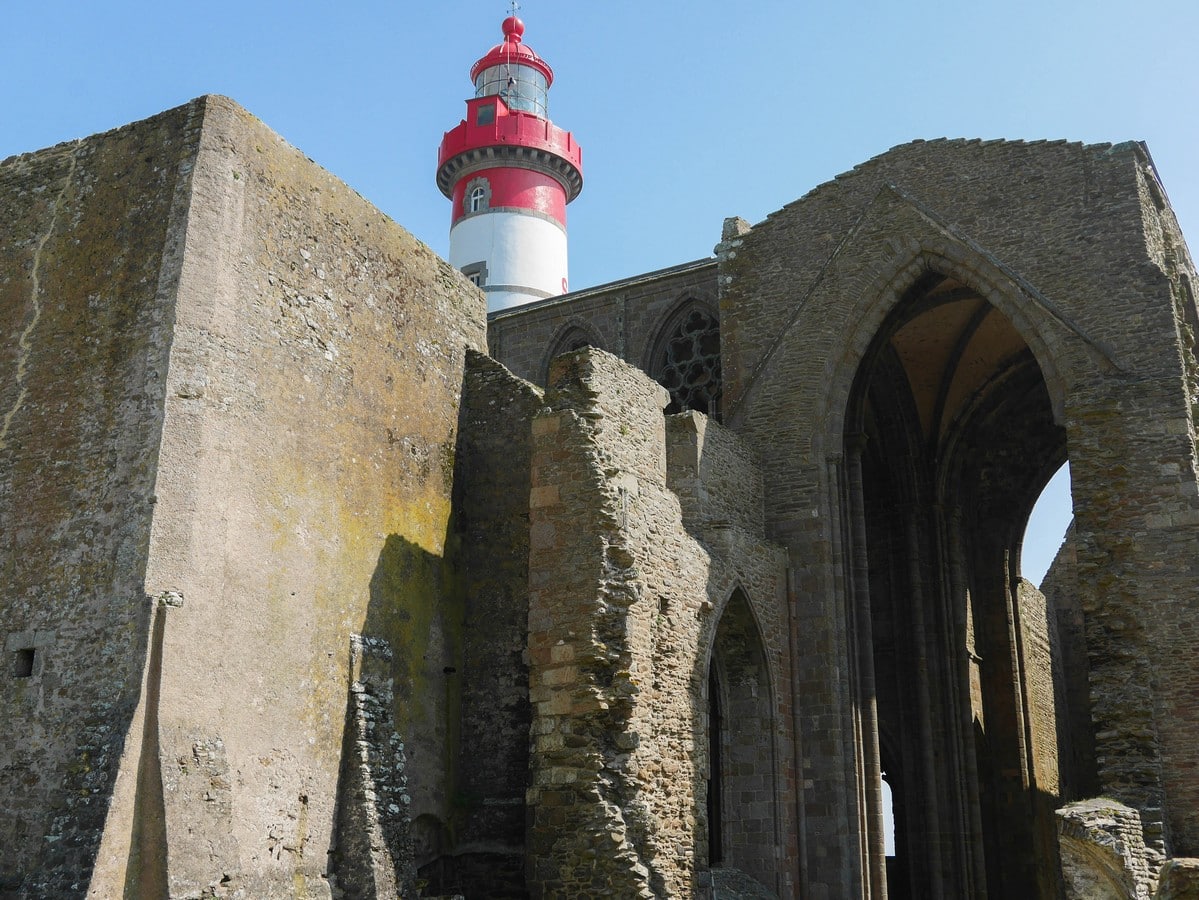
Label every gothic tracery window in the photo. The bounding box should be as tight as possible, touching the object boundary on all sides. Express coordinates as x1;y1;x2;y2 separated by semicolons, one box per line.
655;306;721;418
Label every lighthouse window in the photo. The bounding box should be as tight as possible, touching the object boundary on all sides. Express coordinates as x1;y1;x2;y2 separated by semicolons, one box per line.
475;103;495;126
465;177;491;213
461;261;488;288
474;64;548;118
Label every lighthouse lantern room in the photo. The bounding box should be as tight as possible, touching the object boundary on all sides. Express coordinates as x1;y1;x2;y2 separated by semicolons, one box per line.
437;16;583;311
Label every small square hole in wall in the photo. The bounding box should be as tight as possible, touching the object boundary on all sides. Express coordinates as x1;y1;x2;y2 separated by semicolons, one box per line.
14;648;34;678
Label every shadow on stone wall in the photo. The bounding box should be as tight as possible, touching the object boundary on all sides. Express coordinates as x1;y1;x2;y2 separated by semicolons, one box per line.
121;602;169;898
330;533;449;900
331;352;539;900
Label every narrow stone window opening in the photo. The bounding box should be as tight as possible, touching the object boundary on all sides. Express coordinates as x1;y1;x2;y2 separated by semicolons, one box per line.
14;648;34;678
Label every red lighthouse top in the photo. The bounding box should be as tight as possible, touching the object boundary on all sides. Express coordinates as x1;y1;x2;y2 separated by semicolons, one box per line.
470;17;554;87
436;15;583;202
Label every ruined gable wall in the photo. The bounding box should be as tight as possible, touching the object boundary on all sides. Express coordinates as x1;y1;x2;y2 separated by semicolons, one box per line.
0;102;205;897
724;138;1199;871
721;138;1151;410
97;96;485;898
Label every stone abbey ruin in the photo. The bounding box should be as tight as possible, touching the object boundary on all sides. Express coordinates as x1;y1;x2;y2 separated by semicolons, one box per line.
2;94;1199;898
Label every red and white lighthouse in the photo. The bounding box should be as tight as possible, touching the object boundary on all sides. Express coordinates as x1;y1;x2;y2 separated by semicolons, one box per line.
437;16;583;311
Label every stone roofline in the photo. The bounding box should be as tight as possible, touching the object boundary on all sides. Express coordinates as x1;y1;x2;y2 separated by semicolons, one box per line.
487;257;717;322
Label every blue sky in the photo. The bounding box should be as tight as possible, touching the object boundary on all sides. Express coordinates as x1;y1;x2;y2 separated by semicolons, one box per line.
3;0;1194;581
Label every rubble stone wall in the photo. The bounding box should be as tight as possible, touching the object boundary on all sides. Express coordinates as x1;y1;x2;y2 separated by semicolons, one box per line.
439;349;543;897
525;348;790;898
525;348;709;897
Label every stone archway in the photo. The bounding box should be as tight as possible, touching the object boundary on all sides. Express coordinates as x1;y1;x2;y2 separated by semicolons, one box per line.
844;269;1091;900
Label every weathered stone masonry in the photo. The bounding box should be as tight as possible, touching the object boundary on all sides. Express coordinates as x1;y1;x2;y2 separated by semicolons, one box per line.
525;349;712;898
1;96;487;898
495;137;1199;899
4;98;1199;900
0;102;205;898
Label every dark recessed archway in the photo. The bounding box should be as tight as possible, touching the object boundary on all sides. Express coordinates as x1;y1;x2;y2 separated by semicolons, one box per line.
705;589;776;886
844;270;1092;900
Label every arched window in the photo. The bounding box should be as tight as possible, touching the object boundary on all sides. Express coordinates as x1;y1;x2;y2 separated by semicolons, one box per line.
465;177;491;215
653;305;721;418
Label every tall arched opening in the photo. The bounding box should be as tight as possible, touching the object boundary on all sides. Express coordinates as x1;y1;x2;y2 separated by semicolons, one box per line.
705;588;777;889
843;270;1094;899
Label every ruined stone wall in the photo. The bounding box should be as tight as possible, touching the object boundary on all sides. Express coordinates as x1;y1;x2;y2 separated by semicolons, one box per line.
0;103;205;897
1018;578;1064;800
525;348;789;898
1058;798;1158;900
665;412;792;895
1129;162;1199;852
489;259;717;387
1040;525;1099;797
130;96;484;899
1018;576;1071;896
525;349;711;898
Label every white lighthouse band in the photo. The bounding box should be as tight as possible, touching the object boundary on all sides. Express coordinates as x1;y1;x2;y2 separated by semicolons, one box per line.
450;207;568;309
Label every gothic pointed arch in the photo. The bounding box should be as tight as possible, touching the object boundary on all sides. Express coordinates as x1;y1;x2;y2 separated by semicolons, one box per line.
644;297;722;418
818;244;1081;447
539;319;605;386
702;586;778;886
